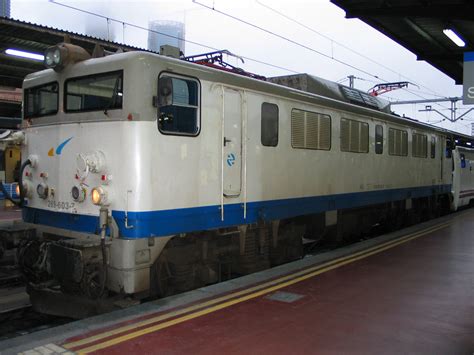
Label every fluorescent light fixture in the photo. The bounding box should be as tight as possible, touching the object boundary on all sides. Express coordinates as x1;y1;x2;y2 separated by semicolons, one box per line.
443;29;465;47
5;48;44;61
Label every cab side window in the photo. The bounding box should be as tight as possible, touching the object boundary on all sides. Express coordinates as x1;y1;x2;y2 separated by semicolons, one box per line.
157;74;200;136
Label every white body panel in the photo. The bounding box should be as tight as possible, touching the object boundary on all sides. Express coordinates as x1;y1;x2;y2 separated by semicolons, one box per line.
20;51;453;294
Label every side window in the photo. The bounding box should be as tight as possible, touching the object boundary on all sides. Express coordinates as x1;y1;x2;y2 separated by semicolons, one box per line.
431;136;436;159
157;74;200;136
375;124;383;154
388;128;408;156
340;118;369;153
461;153;466;168
261;103;279;147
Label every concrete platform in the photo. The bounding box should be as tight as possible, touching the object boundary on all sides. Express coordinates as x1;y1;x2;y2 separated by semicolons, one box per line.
1;209;473;354
0;205;21;222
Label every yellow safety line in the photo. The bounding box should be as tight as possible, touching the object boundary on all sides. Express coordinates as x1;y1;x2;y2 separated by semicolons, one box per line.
70;221;450;354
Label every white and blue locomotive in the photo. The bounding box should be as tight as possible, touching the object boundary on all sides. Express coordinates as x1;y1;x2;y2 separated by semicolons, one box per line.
12;42;472;316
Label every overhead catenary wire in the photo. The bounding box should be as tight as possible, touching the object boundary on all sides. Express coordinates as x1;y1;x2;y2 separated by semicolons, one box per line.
50;0;470;125
254;0;448;100
192;0;385;81
193;0;459;114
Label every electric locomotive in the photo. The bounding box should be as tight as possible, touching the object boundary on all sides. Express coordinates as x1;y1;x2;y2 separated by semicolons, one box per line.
6;41;465;317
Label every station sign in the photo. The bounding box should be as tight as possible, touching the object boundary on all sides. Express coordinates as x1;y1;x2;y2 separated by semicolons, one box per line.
464;52;474;105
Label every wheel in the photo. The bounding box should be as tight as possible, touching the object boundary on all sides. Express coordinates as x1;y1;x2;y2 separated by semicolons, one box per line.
151;256;173;298
83;263;106;299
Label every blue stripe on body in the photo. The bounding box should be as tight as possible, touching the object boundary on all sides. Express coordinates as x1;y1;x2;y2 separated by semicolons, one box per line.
464;52;474;62
23;184;451;239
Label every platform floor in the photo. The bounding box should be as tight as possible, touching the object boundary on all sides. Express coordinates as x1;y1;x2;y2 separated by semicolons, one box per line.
0;205;21;222
2;210;473;355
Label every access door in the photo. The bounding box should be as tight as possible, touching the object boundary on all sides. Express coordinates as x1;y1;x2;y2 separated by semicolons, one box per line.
223;88;242;197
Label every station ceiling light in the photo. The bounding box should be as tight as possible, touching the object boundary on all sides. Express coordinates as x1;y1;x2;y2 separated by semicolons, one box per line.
5;48;44;61
443;29;465;47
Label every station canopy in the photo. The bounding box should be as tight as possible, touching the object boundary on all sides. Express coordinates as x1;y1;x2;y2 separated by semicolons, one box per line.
0;17;142;124
331;0;474;85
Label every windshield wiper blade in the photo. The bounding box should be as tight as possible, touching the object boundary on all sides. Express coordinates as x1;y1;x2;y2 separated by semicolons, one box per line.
104;76;121;116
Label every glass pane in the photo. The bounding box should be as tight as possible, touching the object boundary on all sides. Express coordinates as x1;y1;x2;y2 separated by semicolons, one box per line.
158;75;200;136
431;137;436;158
375;125;383;154
66;71;123;112
261;103;278;147
24;82;59;118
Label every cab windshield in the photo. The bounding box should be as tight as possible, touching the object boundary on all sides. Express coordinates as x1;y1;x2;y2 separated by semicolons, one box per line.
24;82;59;119
65;70;123;113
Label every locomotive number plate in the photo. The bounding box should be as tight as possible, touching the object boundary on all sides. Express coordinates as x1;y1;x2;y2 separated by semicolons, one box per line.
47;200;75;211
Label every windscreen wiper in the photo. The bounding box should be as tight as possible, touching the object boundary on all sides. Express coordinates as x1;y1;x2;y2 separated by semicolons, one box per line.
104;76;121;116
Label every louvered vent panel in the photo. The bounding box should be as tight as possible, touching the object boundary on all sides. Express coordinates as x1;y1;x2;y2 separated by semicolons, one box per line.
305;111;319;149
340;118;350;152
291;109;305;148
401;131;408;156
360;122;369;152
349;120;359;152
413;133;427;158
389;128;395;155
319;115;331;150
396;130;402;156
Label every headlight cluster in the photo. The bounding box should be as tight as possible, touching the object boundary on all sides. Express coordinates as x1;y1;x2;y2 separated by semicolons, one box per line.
44;47;61;68
44;45;66;71
43;43;91;72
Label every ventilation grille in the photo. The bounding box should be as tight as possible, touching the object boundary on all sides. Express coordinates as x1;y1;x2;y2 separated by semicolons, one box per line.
340;118;369;153
291;109;331;150
389;128;408;156
340;86;380;109
413;133;427;158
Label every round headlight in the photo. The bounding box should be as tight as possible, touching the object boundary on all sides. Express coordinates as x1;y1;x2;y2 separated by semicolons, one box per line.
53;48;61;64
37;183;49;199
45;51;54;66
91;186;107;205
71;185;86;202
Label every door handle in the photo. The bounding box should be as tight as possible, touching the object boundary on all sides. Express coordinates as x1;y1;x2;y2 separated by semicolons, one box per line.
224;137;232;146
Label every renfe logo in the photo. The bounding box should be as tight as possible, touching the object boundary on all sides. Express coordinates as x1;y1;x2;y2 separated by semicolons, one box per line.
48;137;73;156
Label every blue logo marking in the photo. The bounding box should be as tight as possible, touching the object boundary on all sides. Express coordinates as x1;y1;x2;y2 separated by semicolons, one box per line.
55;137;73;155
227;153;236;166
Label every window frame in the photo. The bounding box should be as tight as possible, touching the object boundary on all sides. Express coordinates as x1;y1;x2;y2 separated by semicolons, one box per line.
64;70;124;114
157;71;201;137
261;102;279;147
430;136;436;159
24;81;59;119
375;124;383;154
